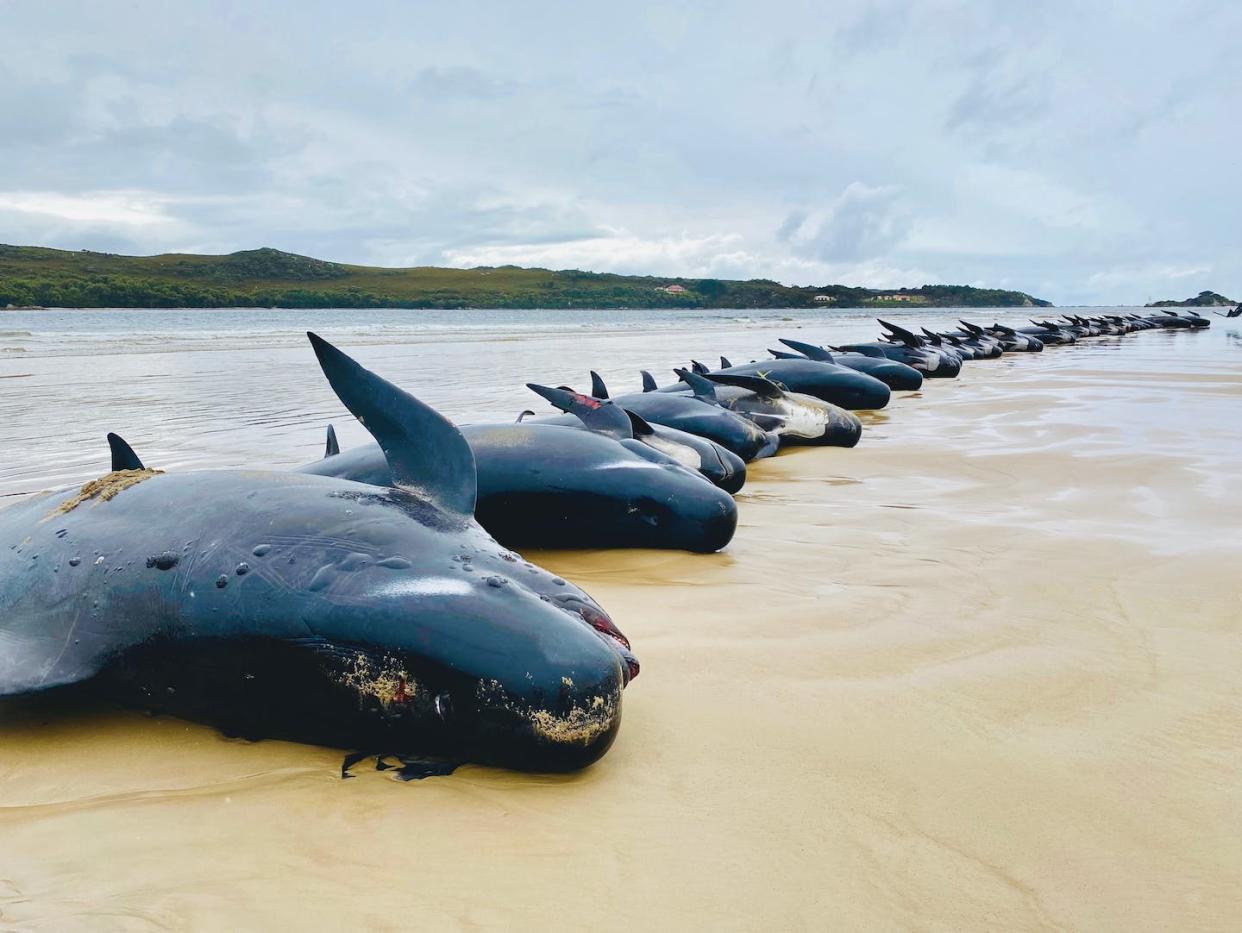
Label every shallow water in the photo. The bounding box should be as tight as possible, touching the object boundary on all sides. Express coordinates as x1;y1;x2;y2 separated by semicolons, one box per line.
1;307;1240;930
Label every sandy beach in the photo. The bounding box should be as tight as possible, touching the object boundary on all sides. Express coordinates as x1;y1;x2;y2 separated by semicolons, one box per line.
1;311;1239;931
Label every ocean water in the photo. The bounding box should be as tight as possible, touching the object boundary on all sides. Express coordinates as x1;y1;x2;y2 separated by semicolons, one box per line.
0;305;1238;503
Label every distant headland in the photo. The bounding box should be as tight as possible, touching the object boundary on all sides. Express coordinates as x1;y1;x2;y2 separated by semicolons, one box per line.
1146;290;1237;308
0;244;1052;310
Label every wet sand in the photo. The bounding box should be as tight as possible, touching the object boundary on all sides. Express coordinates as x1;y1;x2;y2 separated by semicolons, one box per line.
2;315;1240;930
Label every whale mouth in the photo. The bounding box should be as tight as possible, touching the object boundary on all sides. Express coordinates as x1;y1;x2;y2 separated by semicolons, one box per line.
579;605;640;683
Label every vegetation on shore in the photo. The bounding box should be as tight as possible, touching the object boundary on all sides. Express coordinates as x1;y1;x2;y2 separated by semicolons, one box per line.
0;244;1052;310
1146;290;1236;307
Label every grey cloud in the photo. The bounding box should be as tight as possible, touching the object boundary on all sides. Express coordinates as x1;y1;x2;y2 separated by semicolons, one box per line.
794;185;910;263
0;0;1239;303
408;66;516;101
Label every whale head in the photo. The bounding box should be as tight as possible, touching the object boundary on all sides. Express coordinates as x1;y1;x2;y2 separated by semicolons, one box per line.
300;333;638;771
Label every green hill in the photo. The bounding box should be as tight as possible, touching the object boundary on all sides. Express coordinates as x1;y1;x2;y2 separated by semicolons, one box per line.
0;244;1052;310
1146;290;1236;307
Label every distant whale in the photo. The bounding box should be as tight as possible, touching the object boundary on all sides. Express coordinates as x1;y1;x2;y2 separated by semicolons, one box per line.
636;369;862;448
776;338;924;390
545;372;776;460
666;357;893;409
524;383;747;493
303;406;739;553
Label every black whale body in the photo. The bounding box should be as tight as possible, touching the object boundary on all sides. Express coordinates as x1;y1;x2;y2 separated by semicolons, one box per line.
301;422;739;553
660;358;893;409
776;339;924;391
0;335;637;774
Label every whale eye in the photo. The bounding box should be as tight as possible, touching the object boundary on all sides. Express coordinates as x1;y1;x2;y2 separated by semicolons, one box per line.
629;497;666;527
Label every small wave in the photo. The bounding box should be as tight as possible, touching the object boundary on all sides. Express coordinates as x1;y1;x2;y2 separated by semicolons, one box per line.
0;330;33;338
1;346;28;353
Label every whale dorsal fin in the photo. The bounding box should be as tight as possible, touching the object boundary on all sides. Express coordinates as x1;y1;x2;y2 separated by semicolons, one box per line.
705;372;784;399
690;360;709;375
720;355;733;369
589;371;610;399
324;424;340;458
640;370;658;392
878;319;923;347
516;409;536;423
675;368;717;403
107;433;145;472
839;344;885;358
307;332;476;516
526;384;632;439
768;349;802;359
778;338;833;362
958;320;985;335
623;409;655;437
920;328;943;345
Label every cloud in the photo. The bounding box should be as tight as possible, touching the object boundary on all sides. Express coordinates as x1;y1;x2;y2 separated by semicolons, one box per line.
784;183;911;263
0;0;1238;304
0;190;177;227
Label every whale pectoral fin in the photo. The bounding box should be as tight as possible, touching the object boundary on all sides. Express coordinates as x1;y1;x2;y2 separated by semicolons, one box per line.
107;433;146;471
527;383;633;440
343;751;459;781
704;372;784;399
341;749;374;779
307;332;477;516
392;754;460;781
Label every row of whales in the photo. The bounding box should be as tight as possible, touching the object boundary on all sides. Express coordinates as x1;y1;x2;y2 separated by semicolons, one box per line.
0;312;1210;777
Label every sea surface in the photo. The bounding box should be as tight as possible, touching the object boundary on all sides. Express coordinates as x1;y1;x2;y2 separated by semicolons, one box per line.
1;306;1240;930
2;305;1238;507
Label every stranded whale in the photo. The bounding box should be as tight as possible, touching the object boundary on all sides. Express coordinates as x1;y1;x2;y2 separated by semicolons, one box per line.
0;334;638;776
304;387;739;553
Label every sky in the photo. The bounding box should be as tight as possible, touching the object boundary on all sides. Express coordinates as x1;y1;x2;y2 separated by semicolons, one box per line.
2;0;1239;305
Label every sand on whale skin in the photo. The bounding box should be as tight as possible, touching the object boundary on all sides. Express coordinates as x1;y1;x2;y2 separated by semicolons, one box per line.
1;314;1240;931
